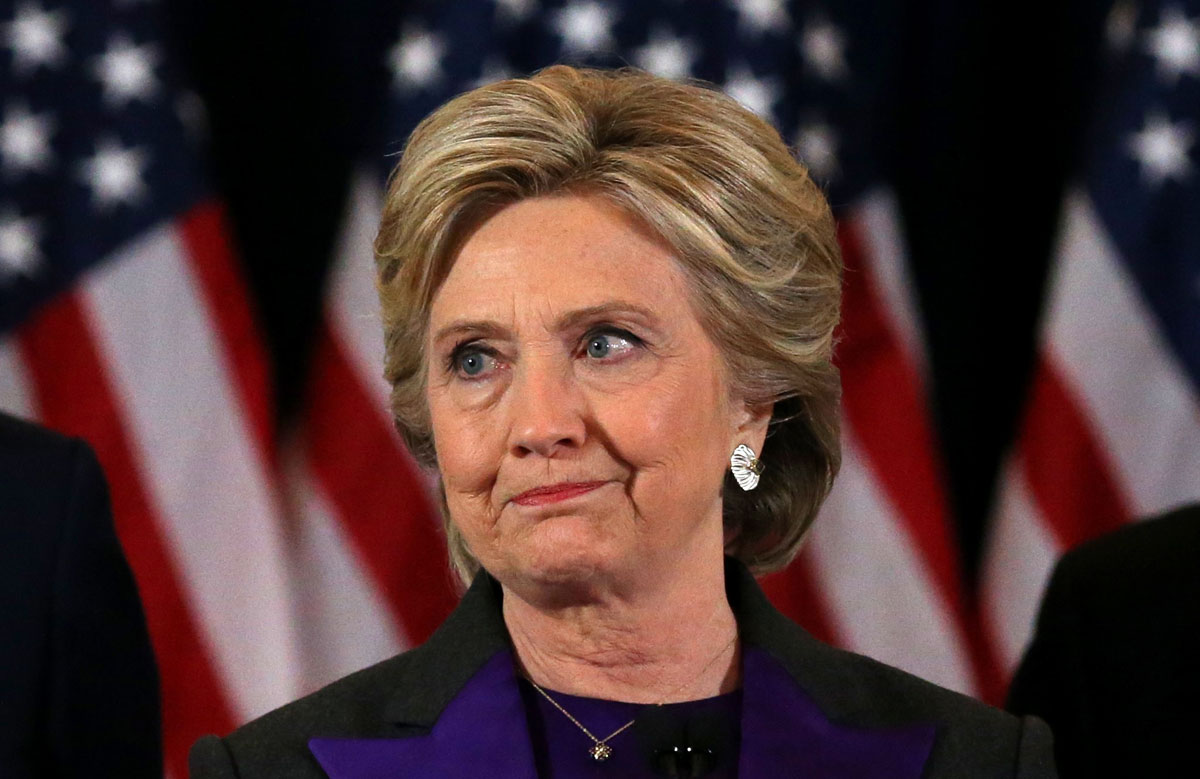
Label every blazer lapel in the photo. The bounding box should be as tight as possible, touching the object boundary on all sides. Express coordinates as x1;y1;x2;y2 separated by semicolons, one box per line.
309;573;536;779
309;650;537;779
738;646;935;778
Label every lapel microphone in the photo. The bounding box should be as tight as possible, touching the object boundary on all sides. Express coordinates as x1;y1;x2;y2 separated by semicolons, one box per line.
633;705;738;778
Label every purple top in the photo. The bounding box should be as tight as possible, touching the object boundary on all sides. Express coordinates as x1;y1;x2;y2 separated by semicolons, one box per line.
517;678;742;778
309;647;936;778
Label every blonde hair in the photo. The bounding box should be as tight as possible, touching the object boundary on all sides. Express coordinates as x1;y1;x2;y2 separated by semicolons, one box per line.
376;66;842;585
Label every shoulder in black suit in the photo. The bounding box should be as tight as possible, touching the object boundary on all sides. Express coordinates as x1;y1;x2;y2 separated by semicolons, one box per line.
1007;504;1200;778
193;558;1055;778
0;413;162;779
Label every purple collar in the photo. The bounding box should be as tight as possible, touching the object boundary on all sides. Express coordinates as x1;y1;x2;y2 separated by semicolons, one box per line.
309;647;934;778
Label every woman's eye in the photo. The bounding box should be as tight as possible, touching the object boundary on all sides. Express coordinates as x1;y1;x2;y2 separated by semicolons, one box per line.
583;330;639;360
453;348;496;378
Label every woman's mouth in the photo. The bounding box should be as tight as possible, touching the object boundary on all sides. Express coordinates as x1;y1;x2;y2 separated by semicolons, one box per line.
511;481;608;506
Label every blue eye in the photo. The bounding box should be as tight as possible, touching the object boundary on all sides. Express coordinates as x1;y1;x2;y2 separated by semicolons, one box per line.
459;352;486;375
450;345;497;378
586;335;613;358
583;329;640;360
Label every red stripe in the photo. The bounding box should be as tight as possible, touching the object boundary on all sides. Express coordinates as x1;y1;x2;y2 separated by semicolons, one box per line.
304;322;459;644
836;218;1007;702
178;201;276;463
18;293;237;779
1018;356;1131;547
837;220;963;615
760;550;839;646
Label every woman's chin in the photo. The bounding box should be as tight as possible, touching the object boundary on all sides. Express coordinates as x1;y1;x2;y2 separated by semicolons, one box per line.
501;524;632;599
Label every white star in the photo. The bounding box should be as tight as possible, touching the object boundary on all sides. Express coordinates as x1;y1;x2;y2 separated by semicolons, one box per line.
634;28;698;81
1142;5;1200;83
79;139;148;208
723;65;782;120
0;210;42;278
730;0;789;36
92;35;160;107
495;0;537;23
2;2;68;74
794;122;840;182
800;18;849;81
1127;112;1194;185
1;103;55;175
390;27;446;91
552;1;617;55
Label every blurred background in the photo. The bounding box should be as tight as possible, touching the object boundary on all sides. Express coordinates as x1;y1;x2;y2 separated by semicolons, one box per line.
2;0;1196;775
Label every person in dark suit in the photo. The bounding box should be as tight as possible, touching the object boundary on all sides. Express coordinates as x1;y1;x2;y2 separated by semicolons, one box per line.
0;412;162;778
1007;504;1200;778
193;67;1055;778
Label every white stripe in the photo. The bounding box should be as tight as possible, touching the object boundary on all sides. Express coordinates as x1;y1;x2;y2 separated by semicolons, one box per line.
81;221;301;721
0;337;34;419
1047;191;1200;515
807;427;976;695
979;461;1060;672
329;171;394;422
327;171;439;500
852;188;929;377
285;449;406;695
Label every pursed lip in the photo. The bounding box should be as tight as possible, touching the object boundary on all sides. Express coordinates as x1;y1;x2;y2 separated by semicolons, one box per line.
510;481;609;506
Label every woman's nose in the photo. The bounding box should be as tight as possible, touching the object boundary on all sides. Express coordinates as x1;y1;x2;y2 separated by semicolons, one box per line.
507;359;586;458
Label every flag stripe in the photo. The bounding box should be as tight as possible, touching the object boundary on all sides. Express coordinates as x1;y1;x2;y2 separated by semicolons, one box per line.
285;453;405;692
980;466;1060;671
81;222;300;720
848;198;1008;701
327;172;392;417
806;431;977;694
16;294;236;779
1048;192;1200;513
303;324;459;646
760;552;839;647
853;189;927;378
1019;357;1131;547
0;339;33;418
178;202;277;461
835;214;992;696
838;218;964;616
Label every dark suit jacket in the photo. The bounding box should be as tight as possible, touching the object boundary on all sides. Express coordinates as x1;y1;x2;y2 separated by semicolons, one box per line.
1007;504;1200;778
0;413;162;778
193;557;1054;778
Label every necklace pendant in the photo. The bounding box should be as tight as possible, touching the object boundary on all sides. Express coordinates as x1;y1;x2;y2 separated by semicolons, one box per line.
589;743;613;761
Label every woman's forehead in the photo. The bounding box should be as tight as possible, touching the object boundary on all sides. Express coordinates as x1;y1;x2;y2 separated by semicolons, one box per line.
428;194;695;332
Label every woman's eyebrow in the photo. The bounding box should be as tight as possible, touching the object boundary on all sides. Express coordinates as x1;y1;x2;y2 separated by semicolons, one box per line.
433;302;660;347
555;302;661;331
431;320;509;347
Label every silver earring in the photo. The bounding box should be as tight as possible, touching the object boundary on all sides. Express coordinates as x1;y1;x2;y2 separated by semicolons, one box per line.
730;444;764;491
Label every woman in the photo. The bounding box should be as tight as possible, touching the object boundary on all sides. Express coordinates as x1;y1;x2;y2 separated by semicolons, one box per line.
192;66;1055;778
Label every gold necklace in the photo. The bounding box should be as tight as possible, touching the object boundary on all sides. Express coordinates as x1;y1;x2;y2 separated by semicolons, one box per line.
526;632;738;762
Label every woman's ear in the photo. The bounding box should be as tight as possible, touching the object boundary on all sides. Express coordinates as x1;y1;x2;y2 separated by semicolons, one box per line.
734;399;773;456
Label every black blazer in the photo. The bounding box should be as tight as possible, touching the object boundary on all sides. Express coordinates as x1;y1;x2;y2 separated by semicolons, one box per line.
1007;504;1200;778
193;557;1054;777
0;413;161;778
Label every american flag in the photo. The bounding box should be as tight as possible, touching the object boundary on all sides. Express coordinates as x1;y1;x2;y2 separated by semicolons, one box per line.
0;0;302;775
982;0;1200;678
297;0;1001;703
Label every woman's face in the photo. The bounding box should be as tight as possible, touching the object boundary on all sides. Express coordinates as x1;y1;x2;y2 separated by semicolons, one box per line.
426;194;766;600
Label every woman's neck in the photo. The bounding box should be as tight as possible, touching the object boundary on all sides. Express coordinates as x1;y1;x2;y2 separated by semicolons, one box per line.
501;560;740;704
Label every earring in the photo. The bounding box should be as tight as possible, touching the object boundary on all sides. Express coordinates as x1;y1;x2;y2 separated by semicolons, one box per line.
730;444;764;491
